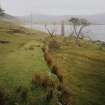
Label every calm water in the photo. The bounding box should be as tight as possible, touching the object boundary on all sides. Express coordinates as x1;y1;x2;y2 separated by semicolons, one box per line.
24;24;105;41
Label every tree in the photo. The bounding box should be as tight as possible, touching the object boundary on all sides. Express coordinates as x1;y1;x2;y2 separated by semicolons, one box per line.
44;24;61;50
44;24;56;38
69;17;90;46
0;7;4;16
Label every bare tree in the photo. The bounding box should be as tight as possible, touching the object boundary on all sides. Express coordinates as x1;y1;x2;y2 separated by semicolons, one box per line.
44;24;61;50
44;24;56;38
69;17;90;46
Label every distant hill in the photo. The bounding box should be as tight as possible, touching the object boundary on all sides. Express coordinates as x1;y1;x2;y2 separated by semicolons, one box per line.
83;13;105;25
18;14;65;24
19;13;105;25
1;13;105;25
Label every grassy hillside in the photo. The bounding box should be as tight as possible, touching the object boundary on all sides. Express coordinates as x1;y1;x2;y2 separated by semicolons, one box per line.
0;20;59;105
49;37;105;105
0;20;49;88
0;20;105;105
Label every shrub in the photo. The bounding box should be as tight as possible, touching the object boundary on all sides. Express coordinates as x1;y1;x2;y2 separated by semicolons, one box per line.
47;79;55;88
7;28;26;34
42;47;49;53
45;88;53;103
41;47;46;53
32;74;55;89
0;40;10;44
48;40;61;50
15;86;28;102
0;88;6;105
28;96;36;105
41;75;49;88
57;73;63;83
0;88;11;105
20;88;28;101
51;65;64;83
51;65;58;75
19;42;25;48
16;86;22;93
29;46;35;50
44;52;53;66
32;74;42;87
57;85;74;105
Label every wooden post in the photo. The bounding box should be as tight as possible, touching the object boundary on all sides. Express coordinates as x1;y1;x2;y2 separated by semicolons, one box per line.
61;20;65;36
30;13;33;35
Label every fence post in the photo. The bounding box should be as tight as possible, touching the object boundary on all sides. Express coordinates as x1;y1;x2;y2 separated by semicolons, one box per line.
61;20;65;36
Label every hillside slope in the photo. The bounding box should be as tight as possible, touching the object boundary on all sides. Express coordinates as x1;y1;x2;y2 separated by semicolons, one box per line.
0;20;56;105
0;20;105;105
49;37;105;105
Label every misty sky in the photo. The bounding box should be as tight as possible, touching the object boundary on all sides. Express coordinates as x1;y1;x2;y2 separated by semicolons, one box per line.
0;0;105;16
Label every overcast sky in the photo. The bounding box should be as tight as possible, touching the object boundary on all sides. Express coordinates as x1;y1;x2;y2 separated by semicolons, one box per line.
0;0;105;16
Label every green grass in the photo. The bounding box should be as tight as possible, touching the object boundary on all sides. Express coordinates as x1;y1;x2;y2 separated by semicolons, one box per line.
0;20;54;105
0;20;50;89
50;37;105;105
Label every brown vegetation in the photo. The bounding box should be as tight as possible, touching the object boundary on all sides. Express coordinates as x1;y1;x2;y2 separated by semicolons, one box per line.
32;74;42;86
42;47;64;83
41;46;74;105
57;85;74;105
48;40;61;50
32;74;55;88
51;65;64;83
44;52;53;66
41;47;46;53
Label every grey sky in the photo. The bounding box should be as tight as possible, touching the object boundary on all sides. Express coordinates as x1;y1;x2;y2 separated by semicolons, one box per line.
1;0;105;16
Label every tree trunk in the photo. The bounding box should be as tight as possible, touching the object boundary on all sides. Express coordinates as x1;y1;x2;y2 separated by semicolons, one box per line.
76;26;84;46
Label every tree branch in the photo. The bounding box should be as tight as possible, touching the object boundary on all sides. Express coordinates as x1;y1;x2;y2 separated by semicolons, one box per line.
45;25;55;38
